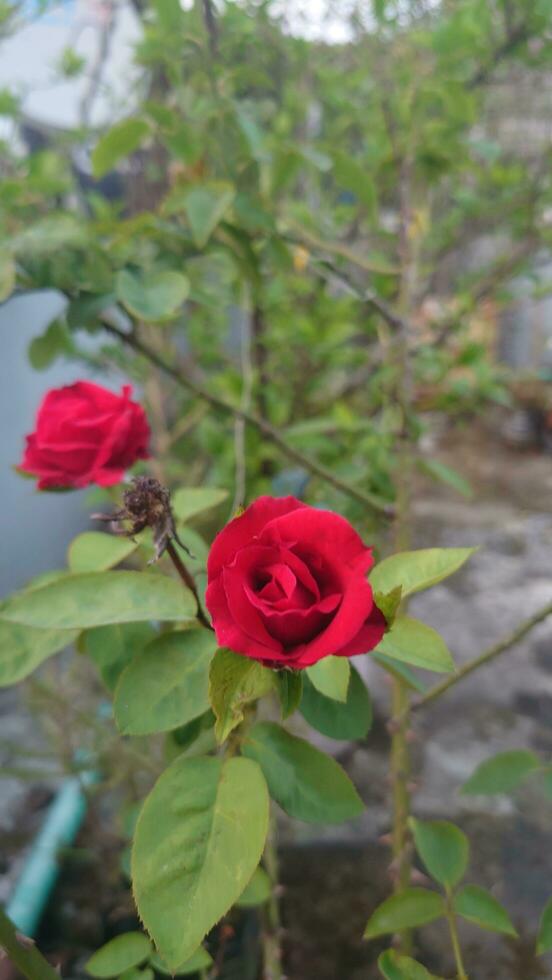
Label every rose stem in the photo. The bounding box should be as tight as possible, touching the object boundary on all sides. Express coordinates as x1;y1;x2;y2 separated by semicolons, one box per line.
0;907;60;980
445;889;469;980
165;540;213;631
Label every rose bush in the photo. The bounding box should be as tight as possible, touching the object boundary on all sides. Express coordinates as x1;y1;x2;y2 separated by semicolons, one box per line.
206;495;386;668
19;381;150;489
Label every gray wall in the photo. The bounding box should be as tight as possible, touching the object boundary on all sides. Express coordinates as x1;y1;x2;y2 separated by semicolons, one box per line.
0;291;93;597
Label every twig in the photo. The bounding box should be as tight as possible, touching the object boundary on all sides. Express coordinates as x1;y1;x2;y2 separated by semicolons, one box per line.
99;321;394;518
0;907;60;980
165;540;213;631
413;599;552;711
467;21;532;89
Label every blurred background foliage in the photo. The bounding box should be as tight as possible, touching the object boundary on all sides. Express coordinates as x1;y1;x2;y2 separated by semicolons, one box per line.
1;0;552;538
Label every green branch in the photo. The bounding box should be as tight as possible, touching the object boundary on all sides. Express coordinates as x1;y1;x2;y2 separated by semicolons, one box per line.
0;907;59;980
414;599;552;712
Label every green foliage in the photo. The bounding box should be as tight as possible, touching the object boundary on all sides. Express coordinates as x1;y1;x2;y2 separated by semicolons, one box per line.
171;487;229;523
374;586;403;628
376;616;454;673
461;750;540;795
67;532;138;573
300;666;372;740
149;948;213;975
306;656;350;702
275;669;303;719
116;269;189;323
370;548;476;599
242;721;364;823
182;181;236;248
417;459;473;499
85;933;152;978
208;647;274;743
364;888;445;939
454;885;517;936
410;818;469;889
132;755;269;969
114;629;216;735
236;866;272;907
0;619;77;686
537;896;552;954
83;623;155;691
378;951;444;980
92;119;150;178
2;571;196;629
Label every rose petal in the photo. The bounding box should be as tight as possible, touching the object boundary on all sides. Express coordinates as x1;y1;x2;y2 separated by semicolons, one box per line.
207;496;305;579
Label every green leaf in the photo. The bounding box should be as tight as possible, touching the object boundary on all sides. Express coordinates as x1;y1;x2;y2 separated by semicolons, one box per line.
119;968;152;980
208;648;274;743
0;619;76;686
0;250;15;301
455;885;517;937
2;571;196;630
333;152;377;217
370;548;476;598
371;652;427;694
275;670;303;719
364;888;445;939
132;755;269;970
183;182;235;248
417;459;473;499
375;617;454;673
172;487;229;524
300;666;372;740
85;933;152;978
149;948;213;976
410;818;469;889
92;119;150;178
378;950;445;980
28;319;71;370
236;867;272;908
374;586;403;628
116;269;189;323
68;532;138;572
307;656;350;702
461;750;540;795
537;896;552;954
114;630;216;735
242;722;364;824
83;623;155;691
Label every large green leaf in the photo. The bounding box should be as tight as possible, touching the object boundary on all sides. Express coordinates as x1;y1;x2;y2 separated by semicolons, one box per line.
364;888;445;939
114;630;216;735
92;119;150;178
183;182;235;248
236;867;272;908
68;532;138;572
454;885;517;936
242;722;364;824
132;755;269;969
300;667;372;740
172;487;229;524
208;648;274;743
378;950;444;980
0;619;76;686
306;656;350;702
83;623;155;691
461;750;540;795
2;571;196;629
369;548;476;598
116;269;189;322
537;896;552;954
375;617;454;673
410;818;469;889
85;932;152;978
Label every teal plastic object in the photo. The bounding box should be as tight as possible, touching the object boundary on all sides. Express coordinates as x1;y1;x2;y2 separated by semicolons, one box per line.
6;771;96;936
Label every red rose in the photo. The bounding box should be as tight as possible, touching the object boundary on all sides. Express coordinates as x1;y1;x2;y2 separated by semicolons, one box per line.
19;381;150;490
206;496;386;669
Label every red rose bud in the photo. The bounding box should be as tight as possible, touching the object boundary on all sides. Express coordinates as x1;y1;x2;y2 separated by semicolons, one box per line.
19;381;150;490
205;495;386;669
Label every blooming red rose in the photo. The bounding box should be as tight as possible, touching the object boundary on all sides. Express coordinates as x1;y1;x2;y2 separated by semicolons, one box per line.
19;381;150;490
206;496;386;669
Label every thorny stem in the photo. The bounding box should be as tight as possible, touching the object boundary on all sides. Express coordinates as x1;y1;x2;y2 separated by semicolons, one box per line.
413;599;552;712
165;540;213;631
0;907;60;980
445;891;469;980
262;813;283;980
99;320;393;519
